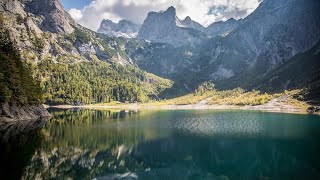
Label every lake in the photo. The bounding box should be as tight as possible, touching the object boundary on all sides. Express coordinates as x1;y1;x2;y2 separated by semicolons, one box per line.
1;109;320;180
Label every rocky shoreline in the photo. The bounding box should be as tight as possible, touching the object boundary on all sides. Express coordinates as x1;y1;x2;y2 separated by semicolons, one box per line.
0;103;51;121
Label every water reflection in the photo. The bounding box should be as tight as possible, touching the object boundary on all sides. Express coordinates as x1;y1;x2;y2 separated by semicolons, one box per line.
0;119;47;180
1;109;320;179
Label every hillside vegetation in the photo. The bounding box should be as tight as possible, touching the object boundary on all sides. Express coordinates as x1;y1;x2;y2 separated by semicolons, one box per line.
0;30;42;105
154;82;305;107
31;59;172;105
0;9;173;106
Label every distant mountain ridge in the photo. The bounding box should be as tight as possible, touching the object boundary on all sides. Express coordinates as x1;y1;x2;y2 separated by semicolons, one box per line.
137;6;208;46
180;16;206;32
97;19;140;38
98;7;242;46
205;18;240;37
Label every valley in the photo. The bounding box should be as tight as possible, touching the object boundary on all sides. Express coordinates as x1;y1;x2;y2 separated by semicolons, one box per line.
1;1;320;179
0;0;320;116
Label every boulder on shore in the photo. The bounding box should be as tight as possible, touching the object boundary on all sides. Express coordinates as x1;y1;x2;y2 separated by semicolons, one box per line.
0;103;51;121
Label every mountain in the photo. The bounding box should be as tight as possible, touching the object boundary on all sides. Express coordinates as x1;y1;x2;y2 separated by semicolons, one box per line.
137;6;207;46
0;0;172;105
1;0;319;106
205;18;240;37
204;0;320;88
180;16;206;32
24;0;75;34
128;0;320;98
247;42;320;104
97;19;140;38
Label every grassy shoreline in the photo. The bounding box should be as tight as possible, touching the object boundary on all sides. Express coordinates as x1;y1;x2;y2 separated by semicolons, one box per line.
48;89;311;115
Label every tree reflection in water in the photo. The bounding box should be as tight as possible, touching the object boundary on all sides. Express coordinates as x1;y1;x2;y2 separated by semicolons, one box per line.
1;109;320;180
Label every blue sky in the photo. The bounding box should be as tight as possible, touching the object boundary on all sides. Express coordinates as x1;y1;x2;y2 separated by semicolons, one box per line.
61;0;90;10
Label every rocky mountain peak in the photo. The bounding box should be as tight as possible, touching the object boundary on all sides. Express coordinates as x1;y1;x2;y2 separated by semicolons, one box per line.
24;0;75;34
137;6;207;46
101;19;113;25
183;16;192;23
180;16;205;32
166;6;176;14
98;19;140;38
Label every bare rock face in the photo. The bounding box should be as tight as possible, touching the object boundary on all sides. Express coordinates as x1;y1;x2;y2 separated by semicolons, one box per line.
138;6;207;46
180;16;206;32
98;19;140;38
205;18;240;37
0;0;74;34
0;0;26;16
0;103;51;121
24;0;75;34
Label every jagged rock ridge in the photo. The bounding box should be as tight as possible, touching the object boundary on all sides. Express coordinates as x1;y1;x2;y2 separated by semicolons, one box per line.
206;18;240;37
180;16;206;32
98;19;140;38
137;6;207;46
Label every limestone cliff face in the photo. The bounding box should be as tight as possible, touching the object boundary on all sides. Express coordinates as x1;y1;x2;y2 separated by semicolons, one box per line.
137;6;207;46
0;0;74;34
24;0;75;34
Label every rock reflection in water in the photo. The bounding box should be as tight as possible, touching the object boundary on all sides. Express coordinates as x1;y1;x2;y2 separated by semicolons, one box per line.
0;119;47;180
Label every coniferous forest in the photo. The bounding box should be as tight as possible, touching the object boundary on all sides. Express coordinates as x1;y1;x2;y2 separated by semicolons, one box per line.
32;59;172;105
0;30;42;105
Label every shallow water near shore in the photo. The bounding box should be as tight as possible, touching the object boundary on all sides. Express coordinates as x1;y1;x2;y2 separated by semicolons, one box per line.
1;109;320;179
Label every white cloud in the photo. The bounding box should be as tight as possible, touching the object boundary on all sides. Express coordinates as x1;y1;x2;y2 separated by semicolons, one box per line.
68;8;83;21
68;0;262;31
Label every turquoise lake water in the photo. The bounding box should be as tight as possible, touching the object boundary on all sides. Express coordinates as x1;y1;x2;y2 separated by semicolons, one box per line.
1;109;320;180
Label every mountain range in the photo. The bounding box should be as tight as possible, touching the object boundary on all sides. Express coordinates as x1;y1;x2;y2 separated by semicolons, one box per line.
127;0;320;101
99;6;209;46
98;6;241;46
0;0;319;105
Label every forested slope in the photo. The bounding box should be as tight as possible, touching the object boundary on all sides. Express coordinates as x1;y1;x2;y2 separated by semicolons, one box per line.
0;30;42;105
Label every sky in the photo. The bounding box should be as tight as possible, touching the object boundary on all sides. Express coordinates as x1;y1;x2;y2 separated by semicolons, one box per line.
61;0;262;31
